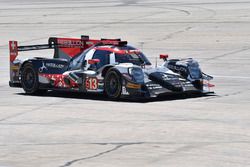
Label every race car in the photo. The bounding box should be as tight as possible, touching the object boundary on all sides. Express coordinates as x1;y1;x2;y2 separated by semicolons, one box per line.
9;35;214;99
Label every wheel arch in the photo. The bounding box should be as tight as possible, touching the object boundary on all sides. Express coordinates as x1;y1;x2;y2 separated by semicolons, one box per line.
101;65;117;77
20;59;39;74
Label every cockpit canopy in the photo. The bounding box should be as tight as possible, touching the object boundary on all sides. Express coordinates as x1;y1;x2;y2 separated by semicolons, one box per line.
69;45;151;70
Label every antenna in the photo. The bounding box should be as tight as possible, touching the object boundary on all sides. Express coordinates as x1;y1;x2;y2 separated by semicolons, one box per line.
139;42;144;51
155;56;157;68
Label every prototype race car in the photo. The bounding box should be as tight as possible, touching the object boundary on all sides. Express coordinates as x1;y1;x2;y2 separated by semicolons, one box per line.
9;35;214;99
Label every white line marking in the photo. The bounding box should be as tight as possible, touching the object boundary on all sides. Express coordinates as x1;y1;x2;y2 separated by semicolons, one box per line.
214;75;250;79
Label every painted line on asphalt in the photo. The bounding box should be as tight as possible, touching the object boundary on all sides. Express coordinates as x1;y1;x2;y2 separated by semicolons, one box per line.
213;75;250;79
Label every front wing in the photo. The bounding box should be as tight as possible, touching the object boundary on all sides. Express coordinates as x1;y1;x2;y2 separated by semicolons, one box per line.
121;78;214;98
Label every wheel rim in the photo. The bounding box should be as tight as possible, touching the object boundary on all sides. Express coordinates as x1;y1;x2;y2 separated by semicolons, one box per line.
106;72;120;97
107;74;118;94
23;68;35;89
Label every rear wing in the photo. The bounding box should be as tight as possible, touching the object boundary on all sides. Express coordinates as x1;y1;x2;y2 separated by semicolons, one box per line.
9;36;92;62
9;35;127;86
9;35;127;62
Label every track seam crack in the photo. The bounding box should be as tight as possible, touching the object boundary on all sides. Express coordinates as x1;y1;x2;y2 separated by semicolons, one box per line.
201;47;250;62
59;144;126;167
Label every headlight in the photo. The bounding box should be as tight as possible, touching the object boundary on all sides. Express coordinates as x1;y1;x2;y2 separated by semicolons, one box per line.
188;62;202;79
128;67;144;83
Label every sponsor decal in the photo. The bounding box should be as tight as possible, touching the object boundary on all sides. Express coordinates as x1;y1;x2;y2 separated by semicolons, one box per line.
10;65;19;70
38;62;65;73
58;39;84;48
161;74;169;80
39;62;48;72
167;64;187;72
10;41;17;55
182;82;193;87
85;77;98;90
86;41;94;45
126;82;141;89
45;63;64;69
146;83;162;90
122;86;129;95
9;41;18;62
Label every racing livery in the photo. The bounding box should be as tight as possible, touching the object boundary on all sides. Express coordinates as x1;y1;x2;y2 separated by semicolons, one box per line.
9;35;214;99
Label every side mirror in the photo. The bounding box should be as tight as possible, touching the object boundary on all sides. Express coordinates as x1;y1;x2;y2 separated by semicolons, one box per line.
159;54;168;61
88;59;100;65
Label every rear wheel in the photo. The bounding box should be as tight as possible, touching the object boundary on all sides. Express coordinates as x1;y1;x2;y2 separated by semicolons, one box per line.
21;63;47;94
104;70;122;99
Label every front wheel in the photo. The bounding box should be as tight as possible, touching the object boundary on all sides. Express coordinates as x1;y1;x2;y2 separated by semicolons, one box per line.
21;63;47;94
104;70;122;99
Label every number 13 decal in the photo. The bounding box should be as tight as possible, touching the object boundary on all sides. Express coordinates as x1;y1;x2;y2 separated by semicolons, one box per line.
85;77;98;90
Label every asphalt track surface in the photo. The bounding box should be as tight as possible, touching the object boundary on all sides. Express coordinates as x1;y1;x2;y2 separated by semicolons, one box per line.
0;0;250;167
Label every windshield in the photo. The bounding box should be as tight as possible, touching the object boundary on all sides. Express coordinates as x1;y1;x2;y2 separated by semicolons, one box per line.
115;51;151;66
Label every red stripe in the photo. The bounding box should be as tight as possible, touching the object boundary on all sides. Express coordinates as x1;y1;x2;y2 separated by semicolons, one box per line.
95;47;126;54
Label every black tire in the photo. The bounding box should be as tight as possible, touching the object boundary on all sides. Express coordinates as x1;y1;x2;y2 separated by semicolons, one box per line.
104;69;122;99
21;63;47;95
